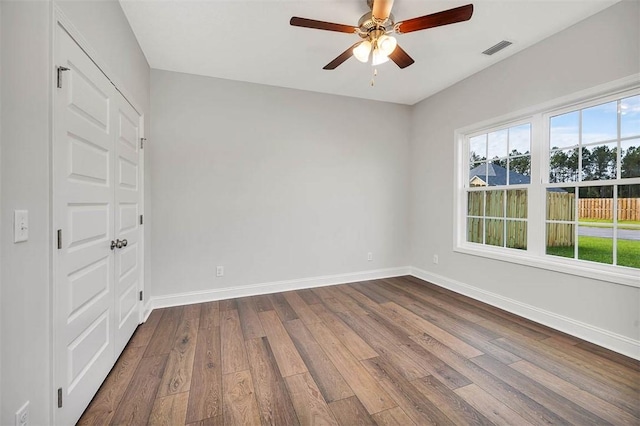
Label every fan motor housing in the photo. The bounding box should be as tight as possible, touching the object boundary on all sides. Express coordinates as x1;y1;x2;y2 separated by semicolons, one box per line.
357;11;395;37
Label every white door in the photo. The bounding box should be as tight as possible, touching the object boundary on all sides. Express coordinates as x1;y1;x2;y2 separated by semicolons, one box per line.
114;95;142;355
54;24;142;425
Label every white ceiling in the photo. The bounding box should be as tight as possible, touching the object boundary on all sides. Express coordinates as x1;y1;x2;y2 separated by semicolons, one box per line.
120;0;618;105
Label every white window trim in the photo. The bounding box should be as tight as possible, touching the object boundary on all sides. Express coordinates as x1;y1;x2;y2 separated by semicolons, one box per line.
453;74;640;288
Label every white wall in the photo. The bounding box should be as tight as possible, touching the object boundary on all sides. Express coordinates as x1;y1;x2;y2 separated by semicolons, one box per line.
410;1;640;349
0;1;149;424
150;70;411;298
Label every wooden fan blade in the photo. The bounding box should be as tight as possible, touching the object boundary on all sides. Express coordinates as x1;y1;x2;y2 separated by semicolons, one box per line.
388;45;414;69
396;4;473;34
372;0;394;21
323;42;361;70
290;17;357;34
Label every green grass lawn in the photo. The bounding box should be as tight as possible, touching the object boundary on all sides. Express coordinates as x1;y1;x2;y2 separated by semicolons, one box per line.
579;219;640;230
547;236;640;269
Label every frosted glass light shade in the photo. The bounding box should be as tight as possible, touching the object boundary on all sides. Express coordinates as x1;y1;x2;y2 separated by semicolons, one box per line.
378;35;397;56
371;48;390;66
353;41;372;63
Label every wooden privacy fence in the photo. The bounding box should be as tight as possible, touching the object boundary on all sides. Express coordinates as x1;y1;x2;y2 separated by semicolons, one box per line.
579;198;640;221
470;192;639;247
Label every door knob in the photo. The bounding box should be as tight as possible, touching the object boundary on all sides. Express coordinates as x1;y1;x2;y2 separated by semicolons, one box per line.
110;240;116;250
121;239;128;247
116;239;123;249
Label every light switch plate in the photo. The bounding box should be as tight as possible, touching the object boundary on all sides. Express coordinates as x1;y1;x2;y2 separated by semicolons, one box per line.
14;210;28;243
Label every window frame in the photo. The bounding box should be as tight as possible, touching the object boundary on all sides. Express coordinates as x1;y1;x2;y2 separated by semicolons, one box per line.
453;76;640;288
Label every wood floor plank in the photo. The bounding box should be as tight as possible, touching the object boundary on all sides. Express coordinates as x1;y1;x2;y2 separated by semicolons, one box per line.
219;298;238;311
129;309;162;348
370;407;416;426
252;294;275;312
222;370;262;426
361;357;454;426
283;291;322;324
454;384;534;426
237;298;266;339
245;337;300;426
411;375;493;425
510;360;640;425
186;326;222;424
297;288;322;305
111;354;168;425
157;304;201;397
144;306;184;357
199;301;219;330
328;396;376;426
310;303;378;360
258;310;308;377
185;416;223;426
305;321;396;414
284;319;354;403
148;391;189;426
269;293;299;321
323;287;369;315
472;354;609;425
77;345;145;425
285;372;338;425
220;309;249;374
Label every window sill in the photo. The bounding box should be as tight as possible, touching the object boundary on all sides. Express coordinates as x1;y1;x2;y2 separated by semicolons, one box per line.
453;243;640;288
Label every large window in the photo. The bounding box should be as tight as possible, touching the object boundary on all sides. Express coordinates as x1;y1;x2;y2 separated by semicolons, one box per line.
456;83;640;285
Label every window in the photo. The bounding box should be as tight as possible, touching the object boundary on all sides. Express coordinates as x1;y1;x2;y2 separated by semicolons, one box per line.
456;82;640;286
545;94;640;269
467;123;530;249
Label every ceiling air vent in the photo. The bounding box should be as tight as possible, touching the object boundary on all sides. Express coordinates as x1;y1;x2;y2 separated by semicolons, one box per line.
482;40;513;56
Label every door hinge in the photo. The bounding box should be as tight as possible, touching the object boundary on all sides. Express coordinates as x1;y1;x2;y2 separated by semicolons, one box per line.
140;214;144;225
57;387;63;408
57;66;70;89
57;229;62;250
140;137;146;149
139;290;143;301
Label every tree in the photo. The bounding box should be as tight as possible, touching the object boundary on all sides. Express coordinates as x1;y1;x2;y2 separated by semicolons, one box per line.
621;145;640;179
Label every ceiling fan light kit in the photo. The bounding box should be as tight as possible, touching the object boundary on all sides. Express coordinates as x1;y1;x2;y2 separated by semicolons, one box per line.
290;0;474;72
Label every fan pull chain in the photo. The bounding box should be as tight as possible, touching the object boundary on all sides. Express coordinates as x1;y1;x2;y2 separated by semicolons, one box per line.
370;68;378;87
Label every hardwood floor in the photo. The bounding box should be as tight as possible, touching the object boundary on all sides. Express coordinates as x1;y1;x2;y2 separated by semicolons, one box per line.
79;276;640;425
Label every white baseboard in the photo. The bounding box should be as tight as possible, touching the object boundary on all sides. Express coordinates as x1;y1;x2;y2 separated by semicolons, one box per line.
148;266;411;311
410;267;640;361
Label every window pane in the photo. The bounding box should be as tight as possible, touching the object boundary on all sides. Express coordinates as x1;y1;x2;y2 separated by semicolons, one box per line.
487;129;508;161
581;142;617;181
582;101;617;144
467;218;483;243
621;139;640;178
467;192;484;216
506;190;527;218
578;186;613;223
470;135;487;162
485;219;504;247
549;148;579;183
617;184;639;269
508;156;531;183
509;124;531;156
550;111;579;150
621;95;640;139
546;188;575;221
469;162;488;187
485;190;504;217
578;226;613;265
506;221;527;250
546;223;575;258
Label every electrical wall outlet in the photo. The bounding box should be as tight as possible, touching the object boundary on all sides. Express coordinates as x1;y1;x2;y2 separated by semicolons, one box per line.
14;210;28;243
433;254;439;264
216;266;224;277
367;252;373;261
16;401;29;426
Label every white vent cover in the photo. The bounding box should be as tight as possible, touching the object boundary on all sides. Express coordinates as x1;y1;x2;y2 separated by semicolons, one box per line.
482;40;513;55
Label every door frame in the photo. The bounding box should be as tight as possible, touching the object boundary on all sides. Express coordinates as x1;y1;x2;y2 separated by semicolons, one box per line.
50;7;146;424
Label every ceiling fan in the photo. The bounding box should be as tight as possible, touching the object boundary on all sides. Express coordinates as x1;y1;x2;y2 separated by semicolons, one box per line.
290;0;474;70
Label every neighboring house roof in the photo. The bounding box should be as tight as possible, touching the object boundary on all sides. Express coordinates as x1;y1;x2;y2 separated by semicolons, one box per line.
469;163;529;186
469;163;566;192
